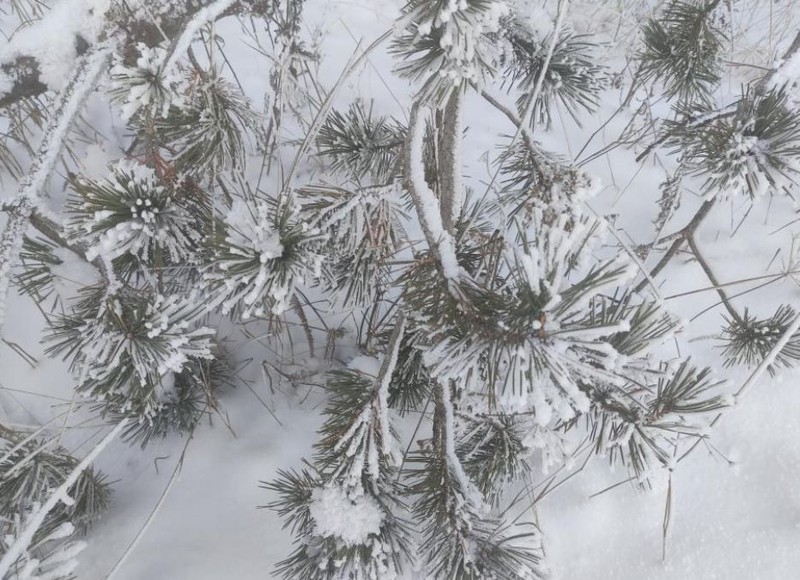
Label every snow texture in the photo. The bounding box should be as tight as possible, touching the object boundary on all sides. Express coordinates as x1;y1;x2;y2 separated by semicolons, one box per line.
0;0;111;95
308;485;383;546
162;0;238;75
406;103;461;281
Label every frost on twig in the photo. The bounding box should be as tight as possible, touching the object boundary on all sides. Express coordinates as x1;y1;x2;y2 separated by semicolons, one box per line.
0;420;126;578
0;44;112;329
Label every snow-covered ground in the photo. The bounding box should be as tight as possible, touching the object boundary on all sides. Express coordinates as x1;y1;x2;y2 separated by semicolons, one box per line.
2;0;800;578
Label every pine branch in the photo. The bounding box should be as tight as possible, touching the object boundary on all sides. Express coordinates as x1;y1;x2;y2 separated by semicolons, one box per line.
282;30;392;191
0;44;112;330
410;379;544;578
476;0;570;206
636;28;800;164
316;101;405;183
634;198;715;293
679;309;800;463
721;305;800;374
389;327;434;413
0;420;127;577
438;89;464;233
637;0;725;104
208;192;326;319
0;432;111;539
517;0;570;132
316;315;407;480
300;183;403;307
506;29;606;128
265;316;413;579
376;315;407;457
392;0;510;105
475;85;554;168
455;413;529;504
403;99;461;282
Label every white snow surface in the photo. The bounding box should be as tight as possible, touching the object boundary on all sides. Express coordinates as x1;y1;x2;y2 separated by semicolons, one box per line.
3;1;800;579
0;0;112;94
308;485;384;546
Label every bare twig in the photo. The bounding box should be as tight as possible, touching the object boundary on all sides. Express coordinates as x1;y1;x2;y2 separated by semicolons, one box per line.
105;427;194;580
685;233;743;324
634;199;716;293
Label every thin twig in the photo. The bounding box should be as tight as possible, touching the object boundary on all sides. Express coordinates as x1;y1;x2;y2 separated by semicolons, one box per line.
105;426;195;580
685;233;743;324
634;199;716;293
291;294;315;358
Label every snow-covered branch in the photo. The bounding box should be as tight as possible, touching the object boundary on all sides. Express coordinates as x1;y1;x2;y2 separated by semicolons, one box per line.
0;419;127;578
0;43;112;329
162;0;240;74
403;100;460;281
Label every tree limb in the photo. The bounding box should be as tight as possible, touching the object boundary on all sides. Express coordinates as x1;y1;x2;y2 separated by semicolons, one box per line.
438;89;463;233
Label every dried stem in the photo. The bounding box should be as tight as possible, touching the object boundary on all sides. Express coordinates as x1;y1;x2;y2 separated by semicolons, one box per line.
685;233;743;324
634;199;716;293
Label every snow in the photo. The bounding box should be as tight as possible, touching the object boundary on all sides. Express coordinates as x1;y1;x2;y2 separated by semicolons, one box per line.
0;0;111;95
348;355;382;376
308;485;384;546
162;0;238;76
4;1;800;579
406;103;461;281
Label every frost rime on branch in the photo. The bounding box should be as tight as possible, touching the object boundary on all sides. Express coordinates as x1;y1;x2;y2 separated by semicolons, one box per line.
0;44;112;329
0;420;127;578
